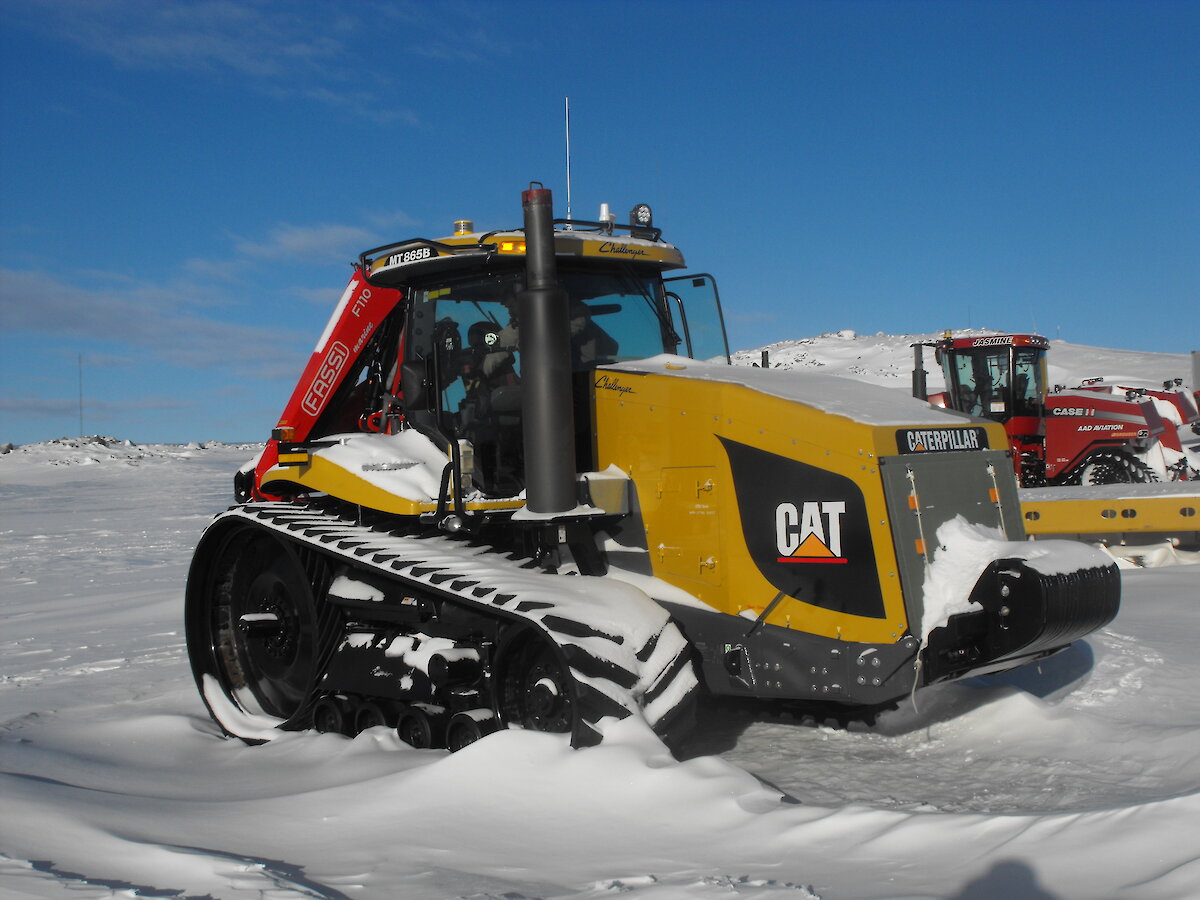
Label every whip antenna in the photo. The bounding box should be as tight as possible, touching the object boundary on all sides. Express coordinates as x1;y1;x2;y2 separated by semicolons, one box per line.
564;96;572;222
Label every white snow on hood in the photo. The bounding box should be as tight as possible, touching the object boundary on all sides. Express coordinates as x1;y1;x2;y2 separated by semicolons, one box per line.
608;355;975;427
316;429;449;501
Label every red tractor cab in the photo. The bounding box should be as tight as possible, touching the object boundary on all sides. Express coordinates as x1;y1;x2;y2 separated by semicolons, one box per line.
916;333;1165;487
921;334;1050;486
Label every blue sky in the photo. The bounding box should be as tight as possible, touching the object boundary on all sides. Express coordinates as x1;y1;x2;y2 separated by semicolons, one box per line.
1;0;1196;445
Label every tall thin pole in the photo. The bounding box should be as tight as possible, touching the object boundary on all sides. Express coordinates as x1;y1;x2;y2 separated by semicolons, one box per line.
78;353;84;436
564;96;572;222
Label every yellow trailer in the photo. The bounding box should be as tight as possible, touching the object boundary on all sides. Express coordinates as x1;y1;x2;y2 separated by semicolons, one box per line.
1021;482;1200;550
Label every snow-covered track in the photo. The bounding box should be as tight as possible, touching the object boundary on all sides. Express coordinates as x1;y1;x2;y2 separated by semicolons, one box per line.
186;501;698;749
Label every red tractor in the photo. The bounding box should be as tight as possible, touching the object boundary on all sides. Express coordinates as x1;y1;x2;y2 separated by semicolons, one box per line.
913;333;1183;487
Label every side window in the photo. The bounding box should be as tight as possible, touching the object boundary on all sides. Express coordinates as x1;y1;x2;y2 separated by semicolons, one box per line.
1012;348;1044;417
559;272;674;366
954;355;984;416
663;274;730;363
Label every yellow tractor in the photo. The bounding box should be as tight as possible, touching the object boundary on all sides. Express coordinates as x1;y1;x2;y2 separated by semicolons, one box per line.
186;185;1119;750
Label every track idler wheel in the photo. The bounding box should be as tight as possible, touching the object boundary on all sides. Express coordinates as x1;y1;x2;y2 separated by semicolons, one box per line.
186;524;339;738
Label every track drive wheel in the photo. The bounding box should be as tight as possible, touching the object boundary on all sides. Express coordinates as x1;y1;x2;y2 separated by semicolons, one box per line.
187;525;336;739
1076;450;1157;485
497;633;578;736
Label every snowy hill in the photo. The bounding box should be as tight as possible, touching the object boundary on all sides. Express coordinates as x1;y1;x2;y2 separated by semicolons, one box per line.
732;328;1195;395
0;435;262;468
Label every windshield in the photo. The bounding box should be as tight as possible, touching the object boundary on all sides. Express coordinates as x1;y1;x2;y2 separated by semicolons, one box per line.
405;266;673;495
406;268;672;372
944;345;1046;421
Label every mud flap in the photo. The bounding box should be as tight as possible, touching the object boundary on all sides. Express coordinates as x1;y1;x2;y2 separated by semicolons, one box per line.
921;558;1120;684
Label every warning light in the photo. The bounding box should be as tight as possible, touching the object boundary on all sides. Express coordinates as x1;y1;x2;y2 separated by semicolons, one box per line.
499;240;527;253
454;219;474;235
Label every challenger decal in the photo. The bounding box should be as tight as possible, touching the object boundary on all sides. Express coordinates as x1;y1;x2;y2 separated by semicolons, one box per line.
595;373;636;395
896;427;989;454
597;241;648;258
720;437;886;619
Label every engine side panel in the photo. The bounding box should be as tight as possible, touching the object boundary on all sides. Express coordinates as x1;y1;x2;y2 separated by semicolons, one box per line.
592;364;923;645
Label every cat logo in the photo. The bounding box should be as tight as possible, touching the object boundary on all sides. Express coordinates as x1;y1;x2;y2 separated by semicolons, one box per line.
721;438;885;618
775;501;847;564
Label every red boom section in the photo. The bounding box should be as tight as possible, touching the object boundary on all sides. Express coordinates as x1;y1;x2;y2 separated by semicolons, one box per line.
252;269;402;497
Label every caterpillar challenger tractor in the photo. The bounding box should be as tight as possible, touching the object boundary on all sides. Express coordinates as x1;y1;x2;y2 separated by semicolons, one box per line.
186;185;1120;752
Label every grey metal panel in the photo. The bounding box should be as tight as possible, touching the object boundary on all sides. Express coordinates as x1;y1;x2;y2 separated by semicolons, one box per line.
878;448;1022;638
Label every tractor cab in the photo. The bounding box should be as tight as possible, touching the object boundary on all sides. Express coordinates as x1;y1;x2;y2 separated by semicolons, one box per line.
935;334;1049;424
399;264;693;496
363;207;729;501
918;333;1051;485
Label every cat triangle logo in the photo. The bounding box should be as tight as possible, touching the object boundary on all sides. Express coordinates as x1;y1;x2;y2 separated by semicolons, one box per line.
792;533;836;558
775;501;849;564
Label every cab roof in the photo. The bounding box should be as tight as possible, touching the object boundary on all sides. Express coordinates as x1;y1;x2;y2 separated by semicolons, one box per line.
361;221;686;287
941;333;1049;351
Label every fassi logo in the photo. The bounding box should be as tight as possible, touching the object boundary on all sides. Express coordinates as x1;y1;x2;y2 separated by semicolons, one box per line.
775;501;847;564
300;341;350;416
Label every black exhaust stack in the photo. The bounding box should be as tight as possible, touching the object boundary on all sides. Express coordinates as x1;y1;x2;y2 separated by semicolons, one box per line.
912;343;928;400
517;184;577;515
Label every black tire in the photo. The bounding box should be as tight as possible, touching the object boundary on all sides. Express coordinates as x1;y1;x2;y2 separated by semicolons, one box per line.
186;523;338;738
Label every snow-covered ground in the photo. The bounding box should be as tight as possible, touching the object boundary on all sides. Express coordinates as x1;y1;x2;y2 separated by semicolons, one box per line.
2;334;1199;899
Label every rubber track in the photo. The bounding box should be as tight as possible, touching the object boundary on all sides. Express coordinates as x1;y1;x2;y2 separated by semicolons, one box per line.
208;502;698;747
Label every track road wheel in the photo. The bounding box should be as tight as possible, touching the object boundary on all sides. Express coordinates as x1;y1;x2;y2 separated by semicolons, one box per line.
446;709;500;751
498;634;577;735
1077;450;1157;485
187;526;336;738
396;703;444;749
355;699;395;733
312;695;353;735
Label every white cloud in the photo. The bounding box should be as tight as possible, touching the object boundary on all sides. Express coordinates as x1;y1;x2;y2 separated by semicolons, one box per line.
233;223;378;263
11;0;419;124
226;211;419;265
0;267;308;378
